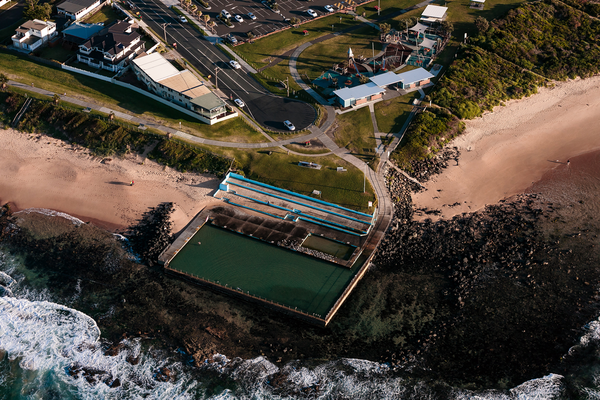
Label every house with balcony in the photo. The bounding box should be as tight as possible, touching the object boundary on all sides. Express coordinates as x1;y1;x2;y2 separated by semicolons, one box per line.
131;52;237;125
77;20;144;72
57;0;102;20
11;19;57;53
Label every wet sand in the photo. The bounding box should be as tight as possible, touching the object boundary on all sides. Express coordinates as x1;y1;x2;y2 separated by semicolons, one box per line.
0;128;221;232
412;76;600;221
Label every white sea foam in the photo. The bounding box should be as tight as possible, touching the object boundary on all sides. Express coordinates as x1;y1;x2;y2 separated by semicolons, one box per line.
14;208;85;226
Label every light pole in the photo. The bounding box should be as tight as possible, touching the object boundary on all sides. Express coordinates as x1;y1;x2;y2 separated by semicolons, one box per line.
363;161;369;193
215;67;220;90
161;22;170;42
378;0;380;15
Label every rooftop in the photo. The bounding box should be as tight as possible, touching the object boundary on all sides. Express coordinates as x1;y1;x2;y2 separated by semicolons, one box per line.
191;92;227;111
421;4;448;19
397;67;435;84
132;52;180;82
161;70;211;99
333;82;385;102
57;0;99;14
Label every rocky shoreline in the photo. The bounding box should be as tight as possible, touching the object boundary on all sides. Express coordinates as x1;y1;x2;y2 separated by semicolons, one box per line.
1;148;599;394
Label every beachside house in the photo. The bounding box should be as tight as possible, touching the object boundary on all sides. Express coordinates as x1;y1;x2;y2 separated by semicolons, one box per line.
131;52;237;124
57;0;102;20
77;20;144;72
11;20;57;53
420;5;448;24
0;0;10;7
333;82;385;108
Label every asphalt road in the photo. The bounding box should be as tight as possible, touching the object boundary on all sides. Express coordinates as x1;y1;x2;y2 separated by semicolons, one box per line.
131;0;316;131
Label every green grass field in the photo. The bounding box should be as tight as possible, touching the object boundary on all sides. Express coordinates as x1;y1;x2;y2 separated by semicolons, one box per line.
233;14;363;69
356;0;422;20
0;51;263;142
332;107;376;165
296;25;381;81
374;91;419;134
83;5;122;24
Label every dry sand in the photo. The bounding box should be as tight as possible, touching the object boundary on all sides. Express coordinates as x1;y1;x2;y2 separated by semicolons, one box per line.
412;76;600;221
0;128;221;232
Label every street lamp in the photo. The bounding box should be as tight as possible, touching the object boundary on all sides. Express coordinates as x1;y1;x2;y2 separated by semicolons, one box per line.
363;161;369;193
378;0;380;15
161;22;170;42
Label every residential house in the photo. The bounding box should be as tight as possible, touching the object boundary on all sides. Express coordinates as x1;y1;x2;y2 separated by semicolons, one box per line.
369;68;434;90
131;52;236;125
62;22;105;46
11;19;57;53
77;20;144;72
57;0;102;20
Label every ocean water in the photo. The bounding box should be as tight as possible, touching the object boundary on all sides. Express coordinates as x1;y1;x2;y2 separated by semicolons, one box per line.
1;243;600;400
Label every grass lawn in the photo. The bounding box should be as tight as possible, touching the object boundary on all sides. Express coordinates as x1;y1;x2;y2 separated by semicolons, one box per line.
296;25;381;81
332;107;376;164
356;0;422;20
0;51;263;142
83;5;123;24
37;46;74;63
184;117;265;143
242;150;376;212
374;91;419;134
233;14;363;69
252;59;304;96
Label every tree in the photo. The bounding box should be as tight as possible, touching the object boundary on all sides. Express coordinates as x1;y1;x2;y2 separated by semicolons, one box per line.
203;14;210;24
475;16;489;33
441;20;454;34
196;9;202;19
190;4;197;14
52;94;60;104
0;73;7;91
379;22;391;35
289;17;300;26
24;0;52;20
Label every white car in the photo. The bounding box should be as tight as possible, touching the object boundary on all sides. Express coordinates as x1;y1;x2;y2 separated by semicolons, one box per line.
234;14;243;23
229;60;241;69
234;98;245;107
248;12;257;20
306;9;317;17
221;9;231;19
324;5;334;12
179;15;187;22
283;120;295;131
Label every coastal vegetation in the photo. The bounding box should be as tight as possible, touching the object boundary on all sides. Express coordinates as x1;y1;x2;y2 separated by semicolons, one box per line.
394;0;600;171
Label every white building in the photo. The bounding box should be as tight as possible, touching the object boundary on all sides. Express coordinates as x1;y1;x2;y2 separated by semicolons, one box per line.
77;20;144;72
131;52;237;125
57;0;102;20
11;19;57;53
420;5;448;23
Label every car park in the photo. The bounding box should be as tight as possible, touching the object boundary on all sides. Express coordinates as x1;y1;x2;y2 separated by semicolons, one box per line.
234;14;243;23
234;98;245;107
324;5;334;12
179;15;187;22
248;12;257;20
283;120;295;131
306;9;317;17
221;9;231;19
229;60;241;69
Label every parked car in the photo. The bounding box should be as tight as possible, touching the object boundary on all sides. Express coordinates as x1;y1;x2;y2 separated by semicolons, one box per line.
229;60;241;69
306;9;317;17
179;15;187;22
226;34;237;44
324;5;334;12
234;14;243;23
283;120;295;131
234;98;245;107
221;9;231;19
248;12;257;20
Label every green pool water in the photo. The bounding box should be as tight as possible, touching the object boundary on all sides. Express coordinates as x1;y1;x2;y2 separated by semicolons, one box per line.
301;235;356;260
167;224;358;316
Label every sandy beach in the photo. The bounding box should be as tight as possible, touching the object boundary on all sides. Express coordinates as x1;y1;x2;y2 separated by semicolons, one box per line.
412;76;600;220
0;128;221;232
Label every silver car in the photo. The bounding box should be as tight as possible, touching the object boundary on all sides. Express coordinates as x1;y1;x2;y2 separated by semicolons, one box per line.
234;98;245;107
283;120;295;131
